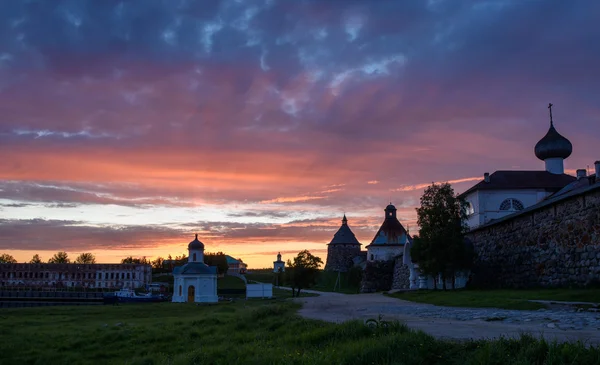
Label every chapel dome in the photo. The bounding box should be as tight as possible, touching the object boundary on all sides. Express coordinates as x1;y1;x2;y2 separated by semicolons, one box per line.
188;234;205;250
386;203;396;210
534;124;572;161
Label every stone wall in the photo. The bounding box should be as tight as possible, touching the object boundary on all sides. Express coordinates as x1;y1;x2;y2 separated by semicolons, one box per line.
325;244;361;272
467;186;600;288
391;257;410;290
360;260;395;293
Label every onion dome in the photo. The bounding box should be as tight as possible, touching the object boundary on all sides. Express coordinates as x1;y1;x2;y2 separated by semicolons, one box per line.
188;234;205;250
534;104;572;161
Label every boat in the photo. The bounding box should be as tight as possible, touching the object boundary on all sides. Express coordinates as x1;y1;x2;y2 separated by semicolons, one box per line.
104;288;166;303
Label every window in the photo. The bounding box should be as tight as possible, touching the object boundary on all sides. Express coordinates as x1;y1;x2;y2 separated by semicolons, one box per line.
465;202;475;216
370;254;374;261
179;285;182;296
193;253;197;261
499;198;524;211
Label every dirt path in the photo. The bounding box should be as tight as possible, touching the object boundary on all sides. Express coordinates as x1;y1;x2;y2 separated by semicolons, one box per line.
292;292;600;345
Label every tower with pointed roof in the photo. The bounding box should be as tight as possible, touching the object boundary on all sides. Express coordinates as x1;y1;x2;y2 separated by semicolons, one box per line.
365;203;410;262
324;214;362;272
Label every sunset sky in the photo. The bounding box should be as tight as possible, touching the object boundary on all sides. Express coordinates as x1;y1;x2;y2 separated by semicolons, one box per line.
1;0;599;268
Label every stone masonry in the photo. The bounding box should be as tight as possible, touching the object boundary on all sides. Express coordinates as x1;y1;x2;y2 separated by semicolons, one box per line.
360;260;395;293
391;257;411;290
467;186;600;288
325;245;361;272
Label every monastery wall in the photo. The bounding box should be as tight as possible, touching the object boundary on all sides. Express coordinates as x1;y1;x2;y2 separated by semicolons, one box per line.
325;245;361;272
466;185;600;288
391;257;411;290
360;260;395;293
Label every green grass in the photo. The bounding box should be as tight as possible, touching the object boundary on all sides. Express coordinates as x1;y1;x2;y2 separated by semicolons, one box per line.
246;270;360;294
389;289;600;311
217;275;246;290
311;270;360;294
1;301;599;365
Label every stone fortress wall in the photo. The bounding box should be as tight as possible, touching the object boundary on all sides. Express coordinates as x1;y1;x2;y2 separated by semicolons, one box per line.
467;185;600;288
325;245;361;272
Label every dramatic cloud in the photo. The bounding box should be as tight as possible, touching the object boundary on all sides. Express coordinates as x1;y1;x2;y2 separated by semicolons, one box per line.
0;0;598;267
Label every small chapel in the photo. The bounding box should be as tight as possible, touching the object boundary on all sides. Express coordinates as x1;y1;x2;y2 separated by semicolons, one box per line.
171;234;218;303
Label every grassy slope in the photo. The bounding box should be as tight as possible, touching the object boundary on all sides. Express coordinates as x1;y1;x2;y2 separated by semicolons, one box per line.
1;301;599;365
218;275;246;290
389;289;600;311
246;270;360;294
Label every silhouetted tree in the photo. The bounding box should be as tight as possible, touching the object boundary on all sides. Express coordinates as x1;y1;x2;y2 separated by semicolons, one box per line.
121;256;150;265
411;183;471;290
0;253;17;263
49;251;70;264
75;253;96;264
29;254;42;264
204;252;229;275
284;250;323;297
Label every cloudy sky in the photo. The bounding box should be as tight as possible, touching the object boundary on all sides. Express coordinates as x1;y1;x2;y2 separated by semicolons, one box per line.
1;0;599;267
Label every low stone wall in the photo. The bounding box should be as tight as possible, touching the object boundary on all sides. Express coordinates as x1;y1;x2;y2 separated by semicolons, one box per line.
360;260;395;293
391;257;410;290
325;245;361;272
467;186;600;288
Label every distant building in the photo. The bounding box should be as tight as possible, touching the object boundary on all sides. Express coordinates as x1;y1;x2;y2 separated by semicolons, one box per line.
225;256;247;275
0;263;151;289
460;104;577;230
273;253;285;273
365;204;409;262
324;215;363;272
172;234;218;303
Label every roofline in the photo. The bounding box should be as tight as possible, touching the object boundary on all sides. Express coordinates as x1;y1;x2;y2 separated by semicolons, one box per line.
468;182;600;232
327;242;362;246
365;243;405;248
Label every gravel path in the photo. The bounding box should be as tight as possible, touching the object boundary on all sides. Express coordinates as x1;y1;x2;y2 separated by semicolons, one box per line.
291;291;600;345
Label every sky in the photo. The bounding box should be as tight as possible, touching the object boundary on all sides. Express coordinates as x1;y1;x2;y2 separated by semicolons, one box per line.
1;0;599;268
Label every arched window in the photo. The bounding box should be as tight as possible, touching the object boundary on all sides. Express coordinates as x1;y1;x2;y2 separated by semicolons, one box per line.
193;253;197;262
178;285;182;296
499;198;524;211
370;254;374;261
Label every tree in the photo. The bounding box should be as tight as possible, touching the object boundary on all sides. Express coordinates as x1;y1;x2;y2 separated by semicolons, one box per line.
121;256;150;265
284;250;323;297
30;254;42;264
151;256;164;269
48;251;70;264
204;252;229;275
74;253;96;264
0;253;17;263
411;182;471;290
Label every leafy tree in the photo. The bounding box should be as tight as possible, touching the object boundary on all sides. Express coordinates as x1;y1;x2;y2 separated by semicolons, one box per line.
30;254;43;264
121;256;150;265
48;251;70;264
151;256;164;269
0;253;17;263
411;182;471;290
74;252;96;264
348;266;364;293
284;250;323;297
204;252;229;275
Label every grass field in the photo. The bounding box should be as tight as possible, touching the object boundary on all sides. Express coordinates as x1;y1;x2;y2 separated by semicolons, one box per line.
217;275;246;290
389;288;600;310
246;269;361;294
1;300;599;364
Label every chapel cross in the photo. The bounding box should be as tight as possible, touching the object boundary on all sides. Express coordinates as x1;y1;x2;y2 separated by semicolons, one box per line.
548;103;554;126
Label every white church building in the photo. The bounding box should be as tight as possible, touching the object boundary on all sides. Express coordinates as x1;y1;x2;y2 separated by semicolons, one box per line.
172;234;218;303
459;104;577;230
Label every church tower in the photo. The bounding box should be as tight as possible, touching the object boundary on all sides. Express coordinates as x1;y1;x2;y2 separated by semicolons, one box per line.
324;214;362;272
534;103;573;174
188;234;205;263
